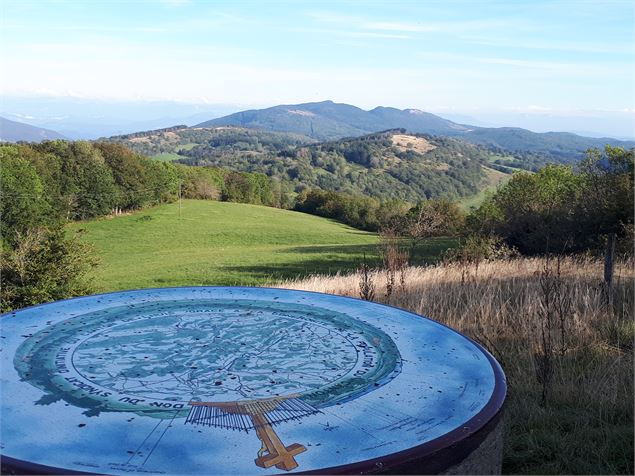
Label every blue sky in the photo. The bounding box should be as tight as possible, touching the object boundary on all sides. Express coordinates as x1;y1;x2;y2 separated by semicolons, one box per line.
1;0;633;135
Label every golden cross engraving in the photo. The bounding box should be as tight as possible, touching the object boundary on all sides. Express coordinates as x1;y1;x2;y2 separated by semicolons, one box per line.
188;395;308;471
252;413;306;471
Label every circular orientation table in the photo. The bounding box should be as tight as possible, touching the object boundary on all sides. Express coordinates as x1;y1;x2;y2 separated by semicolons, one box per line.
0;287;506;475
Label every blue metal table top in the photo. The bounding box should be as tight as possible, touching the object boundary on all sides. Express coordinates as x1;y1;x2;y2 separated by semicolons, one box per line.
1;287;505;475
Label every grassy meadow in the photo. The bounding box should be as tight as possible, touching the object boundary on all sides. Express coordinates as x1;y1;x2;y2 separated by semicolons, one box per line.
70;199;454;291
277;257;634;475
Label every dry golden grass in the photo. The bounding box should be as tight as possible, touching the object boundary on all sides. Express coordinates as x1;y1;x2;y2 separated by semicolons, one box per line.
276;257;634;474
129;131;180;144
391;134;437;154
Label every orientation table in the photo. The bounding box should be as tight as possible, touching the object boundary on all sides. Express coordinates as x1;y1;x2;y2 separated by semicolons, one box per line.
1;287;506;475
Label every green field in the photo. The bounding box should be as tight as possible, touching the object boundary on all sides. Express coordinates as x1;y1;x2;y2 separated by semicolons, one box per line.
487;154;526;170
70;200;456;292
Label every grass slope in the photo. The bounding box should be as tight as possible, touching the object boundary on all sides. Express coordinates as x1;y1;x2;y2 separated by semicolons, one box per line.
70;200;383;291
72;200;455;292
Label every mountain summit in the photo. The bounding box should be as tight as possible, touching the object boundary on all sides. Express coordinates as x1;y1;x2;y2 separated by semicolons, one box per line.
196;100;633;159
195;100;470;141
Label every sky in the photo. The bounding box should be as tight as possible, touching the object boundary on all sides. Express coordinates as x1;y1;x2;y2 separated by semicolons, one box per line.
1;0;634;137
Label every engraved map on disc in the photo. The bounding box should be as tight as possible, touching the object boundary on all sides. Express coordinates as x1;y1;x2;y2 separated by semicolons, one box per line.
1;287;500;475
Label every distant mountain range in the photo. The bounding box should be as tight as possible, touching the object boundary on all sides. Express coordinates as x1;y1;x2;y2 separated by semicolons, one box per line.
3;100;633;160
196;100;634;159
0;117;67;142
196;101;469;141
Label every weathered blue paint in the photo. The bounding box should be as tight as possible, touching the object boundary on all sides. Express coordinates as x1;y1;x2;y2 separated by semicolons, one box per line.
0;287;504;474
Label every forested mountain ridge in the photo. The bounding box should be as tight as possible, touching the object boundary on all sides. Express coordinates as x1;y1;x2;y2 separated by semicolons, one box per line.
106;114;634;203
459;126;635;161
194;100;635;160
107;125;314;158
109;126;493;201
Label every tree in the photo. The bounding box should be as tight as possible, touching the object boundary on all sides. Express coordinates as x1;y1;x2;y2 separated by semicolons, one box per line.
1;226;98;312
247;173;275;206
0;147;52;243
222;172;254;203
402;199;464;258
145;160;179;204
376;199;411;230
493;165;583;253
34;141;119;219
94;142;154;210
467;147;634;255
578;146;634;244
70;142;119;219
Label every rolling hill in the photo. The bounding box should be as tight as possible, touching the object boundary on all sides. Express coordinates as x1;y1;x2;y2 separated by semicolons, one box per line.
457;126;634;160
195;100;634;159
109;127;494;202
0;116;67;142
107;124;314;159
106;103;634;205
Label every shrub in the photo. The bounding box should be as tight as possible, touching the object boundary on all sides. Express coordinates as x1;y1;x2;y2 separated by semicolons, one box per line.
468;147;634;255
1;226;98;312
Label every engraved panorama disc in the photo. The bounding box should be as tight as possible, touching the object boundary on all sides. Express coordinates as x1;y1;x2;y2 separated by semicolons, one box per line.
0;287;505;474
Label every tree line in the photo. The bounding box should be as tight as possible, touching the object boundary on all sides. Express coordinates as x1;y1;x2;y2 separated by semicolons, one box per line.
296;146;634;273
0;141;287;240
376;146;634;271
0;141;286;311
466;146;634;255
1;140;632;312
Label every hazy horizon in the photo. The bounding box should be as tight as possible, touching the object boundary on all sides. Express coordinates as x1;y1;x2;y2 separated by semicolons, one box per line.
2;95;634;141
1;0;633;138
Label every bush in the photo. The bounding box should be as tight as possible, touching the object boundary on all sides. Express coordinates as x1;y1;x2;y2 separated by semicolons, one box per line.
294;189;383;231
444;235;518;267
1;226;98;312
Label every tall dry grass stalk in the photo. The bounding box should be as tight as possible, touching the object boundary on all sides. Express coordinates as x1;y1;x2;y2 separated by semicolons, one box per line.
275;256;635;474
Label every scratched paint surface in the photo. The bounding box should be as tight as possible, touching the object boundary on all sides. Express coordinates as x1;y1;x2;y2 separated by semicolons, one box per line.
1;287;497;474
